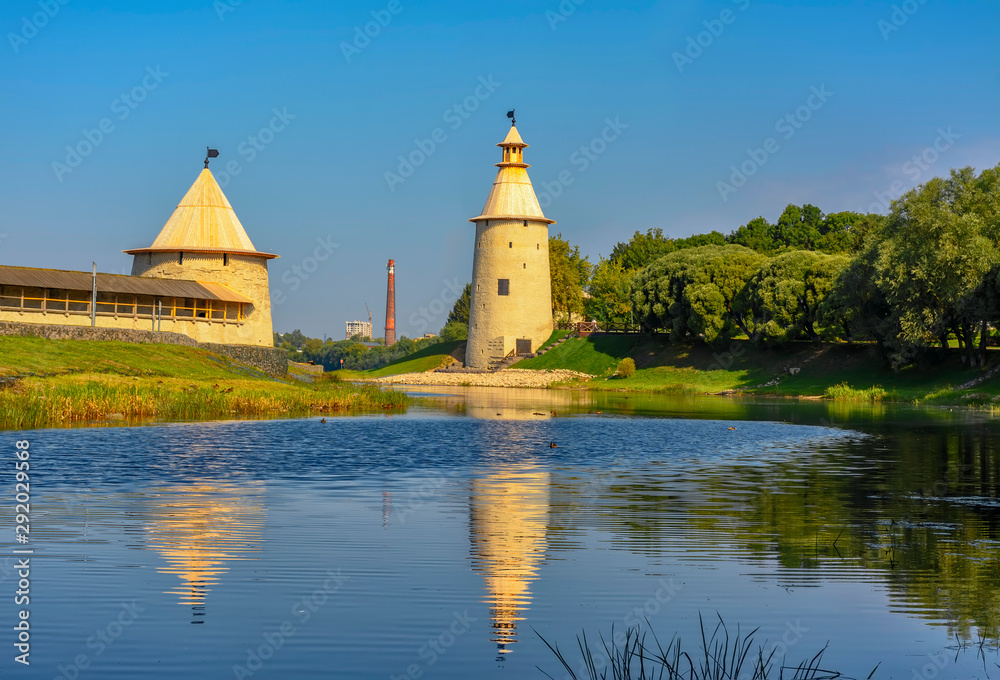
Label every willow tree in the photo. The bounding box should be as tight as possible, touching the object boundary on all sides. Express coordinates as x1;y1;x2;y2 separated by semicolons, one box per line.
632;244;764;342
739;250;849;343
872;165;1000;366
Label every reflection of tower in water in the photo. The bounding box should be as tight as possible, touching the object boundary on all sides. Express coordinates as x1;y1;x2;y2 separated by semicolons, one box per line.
469;466;549;660
145;483;265;624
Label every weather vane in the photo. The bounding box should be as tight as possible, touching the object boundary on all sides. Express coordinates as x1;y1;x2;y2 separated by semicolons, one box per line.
204;147;220;168
506;109;516;126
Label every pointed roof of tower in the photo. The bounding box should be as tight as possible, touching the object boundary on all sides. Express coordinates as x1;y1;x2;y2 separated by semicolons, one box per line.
469;124;555;225
125;168;277;258
500;125;526;147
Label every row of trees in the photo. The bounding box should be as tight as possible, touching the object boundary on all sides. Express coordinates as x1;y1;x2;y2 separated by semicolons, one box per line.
278;163;1000;371
274;331;439;371
582;205;882;324
613;164;1000;367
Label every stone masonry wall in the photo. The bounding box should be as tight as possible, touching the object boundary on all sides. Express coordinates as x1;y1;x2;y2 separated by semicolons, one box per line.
0;321;287;376
466;219;553;369
131;251;274;346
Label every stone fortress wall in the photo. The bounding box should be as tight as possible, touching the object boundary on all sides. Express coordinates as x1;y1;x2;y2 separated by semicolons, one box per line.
0;321;288;376
131;251;273;346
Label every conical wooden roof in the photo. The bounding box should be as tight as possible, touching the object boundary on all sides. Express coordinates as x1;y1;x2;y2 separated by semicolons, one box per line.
125;168;277;258
499;125;527;148
469;125;554;224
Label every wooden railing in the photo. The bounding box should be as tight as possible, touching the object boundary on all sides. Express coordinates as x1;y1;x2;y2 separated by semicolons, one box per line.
555;321;646;334
0;287;243;323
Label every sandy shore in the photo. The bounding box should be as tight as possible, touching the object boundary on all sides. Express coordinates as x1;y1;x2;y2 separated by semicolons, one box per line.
370;368;592;388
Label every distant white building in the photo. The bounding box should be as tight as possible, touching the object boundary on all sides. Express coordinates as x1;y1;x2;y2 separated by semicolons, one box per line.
346;320;372;340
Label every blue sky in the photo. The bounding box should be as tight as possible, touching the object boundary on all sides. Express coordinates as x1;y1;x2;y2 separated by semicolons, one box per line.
2;0;998;339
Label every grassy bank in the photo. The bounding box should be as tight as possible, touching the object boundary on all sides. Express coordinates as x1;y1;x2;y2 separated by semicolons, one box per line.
338;340;464;379
517;334;1000;404
0;337;407;430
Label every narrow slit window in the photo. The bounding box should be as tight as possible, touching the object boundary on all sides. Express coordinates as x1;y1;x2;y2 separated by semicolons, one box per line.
178;252;184;265
498;279;510;296
223;253;229;266
508;242;512;248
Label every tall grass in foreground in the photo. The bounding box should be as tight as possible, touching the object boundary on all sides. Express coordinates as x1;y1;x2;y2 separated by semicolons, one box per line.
823;383;891;402
0;378;408;430
537;615;877;680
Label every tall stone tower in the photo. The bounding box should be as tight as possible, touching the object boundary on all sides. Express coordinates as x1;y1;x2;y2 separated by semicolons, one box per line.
125;165;278;346
466;119;554;369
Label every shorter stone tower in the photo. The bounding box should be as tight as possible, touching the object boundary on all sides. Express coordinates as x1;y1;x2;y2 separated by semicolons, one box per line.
466;120;555;369
125;166;278;346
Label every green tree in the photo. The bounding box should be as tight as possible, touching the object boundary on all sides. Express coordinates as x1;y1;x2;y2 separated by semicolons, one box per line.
609;228;676;270
817;250;889;344
438;320;468;342
674;230;727;250
773;204;824;250
585;256;633;324
632;244;765;342
549;233;592;320
740;250;850;343
729;217;776;253
872;166;1000;366
446;283;471;325
816;211;882;254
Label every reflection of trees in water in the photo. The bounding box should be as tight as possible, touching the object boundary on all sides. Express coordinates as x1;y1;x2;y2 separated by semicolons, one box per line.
549;424;1000;640
144;482;266;624
468;466;550;661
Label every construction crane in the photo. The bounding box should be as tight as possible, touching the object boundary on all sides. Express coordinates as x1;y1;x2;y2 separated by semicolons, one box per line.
364;303;373;340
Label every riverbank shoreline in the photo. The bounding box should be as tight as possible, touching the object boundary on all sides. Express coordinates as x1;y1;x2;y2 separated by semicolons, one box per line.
0;337;408;430
355;336;1000;407
369;368;592;388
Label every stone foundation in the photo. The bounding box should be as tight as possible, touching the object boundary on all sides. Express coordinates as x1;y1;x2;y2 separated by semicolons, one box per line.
0;321;287;376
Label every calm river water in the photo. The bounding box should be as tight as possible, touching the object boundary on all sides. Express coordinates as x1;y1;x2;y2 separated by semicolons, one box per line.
3;388;999;679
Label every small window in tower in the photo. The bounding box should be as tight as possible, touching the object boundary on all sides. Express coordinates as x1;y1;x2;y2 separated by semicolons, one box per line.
148;253;152;265
523;220;528;227
498;279;509;296
536;243;539;250
508;242;512;249
485;220;489;227
224;253;229;266
179;252;184;265
523;263;526;269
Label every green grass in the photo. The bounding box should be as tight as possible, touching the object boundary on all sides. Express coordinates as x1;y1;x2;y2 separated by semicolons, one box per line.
538;616;865;680
513;334;1000;404
335;340;466;380
0;337;408;430
823;383;892;402
0;336;261;380
535;329;573;353
517;335;643;375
